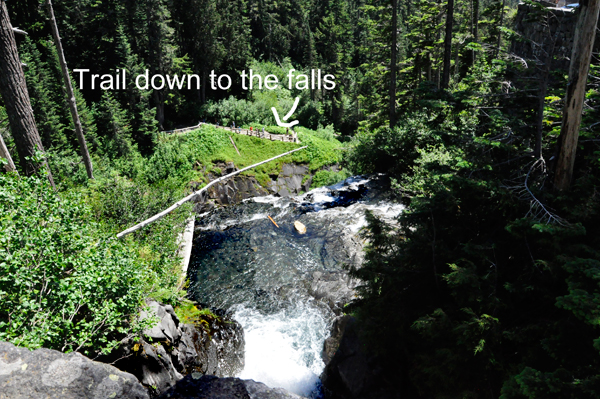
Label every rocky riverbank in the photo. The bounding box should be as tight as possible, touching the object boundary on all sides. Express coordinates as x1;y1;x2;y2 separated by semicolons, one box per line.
193;162;342;213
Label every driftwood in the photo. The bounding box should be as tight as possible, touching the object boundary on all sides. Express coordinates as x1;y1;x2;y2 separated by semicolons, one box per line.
116;145;308;238
267;215;279;228
229;135;241;156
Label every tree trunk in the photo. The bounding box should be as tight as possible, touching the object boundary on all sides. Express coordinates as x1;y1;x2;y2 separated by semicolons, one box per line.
154;90;165;129
201;70;206;104
496;0;506;58
0;130;16;172
471;0;479;65
554;0;600;190
441;0;455;89
0;0;54;186
46;0;93;179
389;0;397;127
473;0;479;42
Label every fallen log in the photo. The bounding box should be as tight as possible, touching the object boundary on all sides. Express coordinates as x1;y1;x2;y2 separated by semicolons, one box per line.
267;215;279;228
116;145;308;238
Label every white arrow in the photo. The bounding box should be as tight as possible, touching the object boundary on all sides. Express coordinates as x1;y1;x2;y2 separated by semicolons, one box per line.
272;97;300;128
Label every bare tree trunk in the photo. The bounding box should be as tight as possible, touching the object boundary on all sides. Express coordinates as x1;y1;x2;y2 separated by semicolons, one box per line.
473;0;479;43
554;0;600;190
441;0;455;89
0;0;54;186
471;0;479;65
201;70;206;104
46;0;93;179
389;0;397;127
0;131;16;172
154;90;165;129
496;0;506;58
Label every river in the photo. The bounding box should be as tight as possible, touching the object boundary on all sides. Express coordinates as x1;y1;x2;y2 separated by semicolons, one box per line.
187;175;403;397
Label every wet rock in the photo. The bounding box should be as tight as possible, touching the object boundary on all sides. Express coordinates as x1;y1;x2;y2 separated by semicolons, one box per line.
270;163;312;196
277;187;291;198
293;165;309;176
244;379;304;399
0;341;148;399
205;173;269;206
111;301;244;397
321;317;394;399
308;271;359;315
322;315;353;365
320;317;375;399
157;375;302;399
302;176;313;193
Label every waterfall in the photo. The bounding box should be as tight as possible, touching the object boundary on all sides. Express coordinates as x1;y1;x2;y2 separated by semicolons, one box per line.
188;175;402;397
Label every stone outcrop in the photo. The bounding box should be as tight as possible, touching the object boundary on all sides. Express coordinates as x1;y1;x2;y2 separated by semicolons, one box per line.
158;374;303;399
0;341;149;399
193;161;329;210
320;316;390;399
194;162;269;209
268;164;311;197
307;272;359;316
110;301;244;397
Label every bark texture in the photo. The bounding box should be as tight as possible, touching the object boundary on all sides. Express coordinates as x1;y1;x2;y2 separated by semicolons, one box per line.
554;0;600;190
389;0;397;127
441;0;455;89
0;0;54;185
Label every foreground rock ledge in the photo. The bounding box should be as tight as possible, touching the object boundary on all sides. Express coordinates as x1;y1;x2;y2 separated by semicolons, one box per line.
0;341;149;399
158;374;303;399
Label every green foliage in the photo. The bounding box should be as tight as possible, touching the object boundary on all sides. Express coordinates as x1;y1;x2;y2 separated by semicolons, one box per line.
174;301;219;331
0;172;149;356
347;32;600;396
144;124;345;188
310;169;351;189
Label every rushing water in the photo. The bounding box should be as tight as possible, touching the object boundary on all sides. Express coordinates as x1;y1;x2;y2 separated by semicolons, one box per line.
187;175;403;397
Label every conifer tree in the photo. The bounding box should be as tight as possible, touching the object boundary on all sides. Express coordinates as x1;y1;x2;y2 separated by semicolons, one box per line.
0;0;54;185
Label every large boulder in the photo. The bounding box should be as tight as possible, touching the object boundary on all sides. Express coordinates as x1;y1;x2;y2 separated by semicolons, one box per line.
111;301;244;397
158;374;303;399
320;317;391;399
0;341;148;399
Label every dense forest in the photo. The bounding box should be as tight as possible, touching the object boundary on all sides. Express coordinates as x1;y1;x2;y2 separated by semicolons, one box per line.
3;0;600;397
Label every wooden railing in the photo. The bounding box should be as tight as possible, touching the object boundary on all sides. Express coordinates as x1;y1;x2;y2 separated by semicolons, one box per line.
165;122;300;143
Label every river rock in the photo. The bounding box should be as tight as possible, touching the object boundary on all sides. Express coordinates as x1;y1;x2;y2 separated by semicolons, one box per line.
308;271;358;315
294;221;307;234
321;317;392;399
158;374;303;399
0;341;148;399
322;315;353;365
110;300;244;397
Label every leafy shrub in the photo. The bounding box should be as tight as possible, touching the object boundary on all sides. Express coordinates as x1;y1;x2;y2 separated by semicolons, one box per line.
0;171;150;356
311;169;352;189
143;138;194;185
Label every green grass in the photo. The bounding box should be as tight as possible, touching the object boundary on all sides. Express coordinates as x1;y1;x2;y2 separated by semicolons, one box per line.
158;124;345;189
